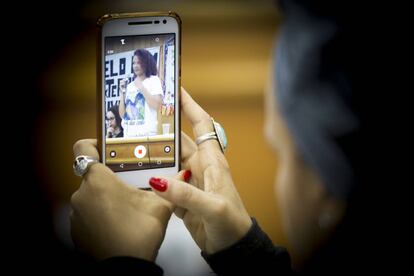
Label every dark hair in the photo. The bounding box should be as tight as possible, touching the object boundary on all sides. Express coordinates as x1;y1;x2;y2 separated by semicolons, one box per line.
134;49;158;78
108;104;123;129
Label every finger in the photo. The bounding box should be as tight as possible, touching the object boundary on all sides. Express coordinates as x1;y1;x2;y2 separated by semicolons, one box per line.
153;169;192;212
82;162;114;184
149;175;224;220
181;131;197;163
181;87;222;153
172;167;194;218
73;139;99;159
181;87;211;134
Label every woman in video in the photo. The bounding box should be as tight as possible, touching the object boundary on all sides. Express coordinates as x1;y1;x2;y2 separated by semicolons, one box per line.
119;48;163;136
106;105;123;138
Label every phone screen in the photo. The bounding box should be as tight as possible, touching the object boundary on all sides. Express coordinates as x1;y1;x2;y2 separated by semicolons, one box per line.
104;33;176;172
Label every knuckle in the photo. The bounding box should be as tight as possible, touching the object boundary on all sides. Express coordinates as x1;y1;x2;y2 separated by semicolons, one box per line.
181;98;190;110
87;163;102;176
207;164;230;183
216;153;230;171
84;172;103;193
86;163;104;178
83;164;114;194
72;139;87;155
177;185;193;206
210;197;228;216
199;112;210;121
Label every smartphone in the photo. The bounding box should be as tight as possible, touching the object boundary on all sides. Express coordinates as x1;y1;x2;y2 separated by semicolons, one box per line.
97;12;181;188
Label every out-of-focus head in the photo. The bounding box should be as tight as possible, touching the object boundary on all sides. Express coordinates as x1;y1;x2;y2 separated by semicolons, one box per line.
264;70;348;268
264;0;357;269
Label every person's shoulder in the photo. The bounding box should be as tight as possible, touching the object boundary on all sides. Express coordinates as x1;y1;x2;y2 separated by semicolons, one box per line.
145;75;161;83
144;75;163;93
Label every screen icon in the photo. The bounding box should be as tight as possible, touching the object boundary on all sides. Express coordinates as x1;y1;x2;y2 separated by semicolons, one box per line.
120;39;125;45
134;145;147;159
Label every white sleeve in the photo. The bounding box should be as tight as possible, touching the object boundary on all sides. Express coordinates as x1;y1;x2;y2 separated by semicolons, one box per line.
145;76;163;96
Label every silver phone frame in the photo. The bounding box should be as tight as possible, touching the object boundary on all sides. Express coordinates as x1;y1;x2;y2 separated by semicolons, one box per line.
98;12;181;188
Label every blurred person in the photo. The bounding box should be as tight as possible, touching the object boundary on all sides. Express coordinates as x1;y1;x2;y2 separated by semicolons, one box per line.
106;105;123;138
70;0;375;274
119;48;163;136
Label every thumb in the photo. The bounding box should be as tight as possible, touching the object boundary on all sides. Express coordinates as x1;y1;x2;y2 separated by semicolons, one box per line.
149;173;221;219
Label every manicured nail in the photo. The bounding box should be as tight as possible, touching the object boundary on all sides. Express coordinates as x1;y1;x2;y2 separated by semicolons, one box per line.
183;170;192;182
149;177;168;192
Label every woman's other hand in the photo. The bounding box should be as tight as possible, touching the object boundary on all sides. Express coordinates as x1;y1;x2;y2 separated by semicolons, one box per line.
70;139;179;261
150;87;252;254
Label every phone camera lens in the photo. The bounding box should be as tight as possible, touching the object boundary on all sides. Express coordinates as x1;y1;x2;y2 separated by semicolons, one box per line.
163;19;167;24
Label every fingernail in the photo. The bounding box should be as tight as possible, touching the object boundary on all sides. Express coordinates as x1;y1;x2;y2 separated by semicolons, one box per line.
149;177;168;192
183;170;192;182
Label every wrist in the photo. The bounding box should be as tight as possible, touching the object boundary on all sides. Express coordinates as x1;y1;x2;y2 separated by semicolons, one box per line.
203;217;262;257
205;214;253;255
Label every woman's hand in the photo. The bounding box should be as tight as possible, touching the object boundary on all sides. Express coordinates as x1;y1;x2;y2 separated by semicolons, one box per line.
70;139;184;261
120;79;127;97
106;127;114;138
150;87;252;254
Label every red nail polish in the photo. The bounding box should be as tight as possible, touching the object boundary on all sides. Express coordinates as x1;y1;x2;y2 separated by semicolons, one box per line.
183;170;192;182
149;177;168;192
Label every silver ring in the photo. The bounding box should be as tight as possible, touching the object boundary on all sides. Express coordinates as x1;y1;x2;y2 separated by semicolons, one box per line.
195;132;218;145
73;155;99;177
195;118;228;153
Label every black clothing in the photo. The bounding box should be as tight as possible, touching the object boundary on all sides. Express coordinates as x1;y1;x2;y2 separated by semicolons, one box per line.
201;218;292;275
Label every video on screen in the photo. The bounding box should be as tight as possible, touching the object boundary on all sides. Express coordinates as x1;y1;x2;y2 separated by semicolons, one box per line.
104;33;176;172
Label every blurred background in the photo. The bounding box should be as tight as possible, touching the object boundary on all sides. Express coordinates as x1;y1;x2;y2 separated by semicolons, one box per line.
15;0;287;271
